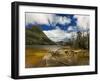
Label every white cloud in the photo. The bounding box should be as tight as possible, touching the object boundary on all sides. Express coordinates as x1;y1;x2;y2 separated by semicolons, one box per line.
25;13;54;25
56;16;71;25
26;13;71;26
43;27;76;42
74;15;89;30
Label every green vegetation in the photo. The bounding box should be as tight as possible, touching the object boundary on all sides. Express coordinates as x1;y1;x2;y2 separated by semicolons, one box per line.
26;26;56;45
75;31;89;49
64;31;89;50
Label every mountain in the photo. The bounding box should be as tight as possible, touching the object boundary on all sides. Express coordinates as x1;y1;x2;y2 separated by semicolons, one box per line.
26;26;56;45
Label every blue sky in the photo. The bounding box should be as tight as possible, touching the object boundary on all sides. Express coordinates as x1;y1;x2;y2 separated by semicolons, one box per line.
25;13;89;42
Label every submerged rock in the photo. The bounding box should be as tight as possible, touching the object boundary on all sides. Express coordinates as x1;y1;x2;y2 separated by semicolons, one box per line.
42;48;81;67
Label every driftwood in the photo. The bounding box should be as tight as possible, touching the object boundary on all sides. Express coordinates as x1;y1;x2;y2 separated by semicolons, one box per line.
42;49;80;66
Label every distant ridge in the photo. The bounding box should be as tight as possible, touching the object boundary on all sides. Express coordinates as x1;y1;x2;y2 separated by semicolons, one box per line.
26;26;56;45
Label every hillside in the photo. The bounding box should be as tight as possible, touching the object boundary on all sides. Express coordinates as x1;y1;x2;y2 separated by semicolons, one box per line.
26;26;56;45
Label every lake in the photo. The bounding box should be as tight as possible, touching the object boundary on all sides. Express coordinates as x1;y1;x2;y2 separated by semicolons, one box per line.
25;45;89;68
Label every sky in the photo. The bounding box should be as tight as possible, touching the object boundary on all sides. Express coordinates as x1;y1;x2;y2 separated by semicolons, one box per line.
25;13;89;42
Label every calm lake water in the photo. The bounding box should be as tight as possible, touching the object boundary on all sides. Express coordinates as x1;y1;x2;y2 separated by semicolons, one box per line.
25;45;89;68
